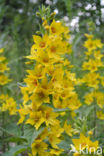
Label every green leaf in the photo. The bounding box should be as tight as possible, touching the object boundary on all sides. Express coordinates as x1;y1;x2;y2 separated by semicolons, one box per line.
5;136;27;144
2;145;29;156
58;133;72;151
5;123;21;137
23;124;45;145
53;108;69;113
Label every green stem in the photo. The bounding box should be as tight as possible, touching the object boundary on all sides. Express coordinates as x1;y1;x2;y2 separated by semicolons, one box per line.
93;101;96;137
2;112;5;153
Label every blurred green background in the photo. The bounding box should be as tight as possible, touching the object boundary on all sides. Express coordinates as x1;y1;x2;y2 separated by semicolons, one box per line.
0;0;104;98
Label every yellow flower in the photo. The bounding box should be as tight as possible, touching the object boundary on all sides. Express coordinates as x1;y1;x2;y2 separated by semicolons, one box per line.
24;74;38;94
71;111;76;118
6;97;17;115
36;51;57;66
53;96;67;109
85;50;92;56
94;50;103;59
38;77;53;94
20;87;29;104
94;58;103;67
36;128;48;140
0;48;10;85
64;121;73;136
67;94;81;110
28;44;37;58
26;64;45;80
72;133;99;154
100;76;104;86
47;38;66;58
31;140;48;156
84;39;96;51
62;77;74;91
50;149;63;155
33;34;49;50
45;64;55;76
60;89;74;100
95;91;104;108
1;96;17;115
84;92;94;105
0;63;9;72
88;139;98;153
82;59;98;72
0;48;4;53
84;34;93;39
43;107;59;126
97;111;104;120
82;72;100;88
0;56;6;62
0;75;10;85
18;105;31;124
94;39;103;49
51;66;64;89
72;133;88;151
50;124;64;137
49;20;64;35
30;87;50;106
26;111;45;130
48;133;61;149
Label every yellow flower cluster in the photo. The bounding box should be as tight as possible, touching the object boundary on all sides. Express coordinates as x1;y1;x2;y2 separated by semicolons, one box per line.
0;48;10;85
18;19;81;155
79;34;104;120
0;48;17;115
0;94;17;115
72;133;99;155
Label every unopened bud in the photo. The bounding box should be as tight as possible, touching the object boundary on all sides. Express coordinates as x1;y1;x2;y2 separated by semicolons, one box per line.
88;130;93;135
36;12;40;16
36;31;41;35
50;12;56;18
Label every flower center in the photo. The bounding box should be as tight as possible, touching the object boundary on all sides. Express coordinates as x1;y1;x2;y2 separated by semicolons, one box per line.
40;42;46;48
38;91;45;99
50;46;56;53
51;27;56;33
